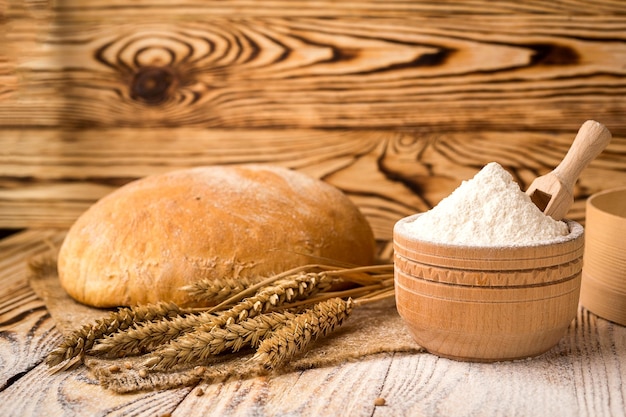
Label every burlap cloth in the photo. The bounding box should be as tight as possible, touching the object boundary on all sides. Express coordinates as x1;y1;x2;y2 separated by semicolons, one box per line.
29;257;423;394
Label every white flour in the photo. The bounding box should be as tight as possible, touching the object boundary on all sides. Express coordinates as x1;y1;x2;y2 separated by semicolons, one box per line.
402;162;570;246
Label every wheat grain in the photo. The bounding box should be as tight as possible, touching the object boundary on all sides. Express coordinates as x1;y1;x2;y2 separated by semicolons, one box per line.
46;302;182;369
252;297;354;370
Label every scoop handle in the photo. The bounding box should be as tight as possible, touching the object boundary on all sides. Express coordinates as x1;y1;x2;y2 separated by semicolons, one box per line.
553;120;612;191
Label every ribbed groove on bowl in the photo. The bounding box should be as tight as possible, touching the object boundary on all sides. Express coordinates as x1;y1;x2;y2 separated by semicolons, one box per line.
394;253;583;287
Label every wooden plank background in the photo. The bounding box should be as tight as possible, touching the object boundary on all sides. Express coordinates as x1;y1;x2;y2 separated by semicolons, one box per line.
1;0;625;241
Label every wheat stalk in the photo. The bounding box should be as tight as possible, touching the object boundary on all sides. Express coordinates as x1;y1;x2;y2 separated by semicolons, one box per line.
324;264;394;286
47;263;394;382
46;302;182;370
90;271;333;359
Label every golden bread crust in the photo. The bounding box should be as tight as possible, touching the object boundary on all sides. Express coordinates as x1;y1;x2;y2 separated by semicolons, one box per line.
57;165;376;307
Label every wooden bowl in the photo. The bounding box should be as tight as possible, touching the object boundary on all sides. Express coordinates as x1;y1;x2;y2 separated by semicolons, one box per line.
580;187;626;326
393;214;584;362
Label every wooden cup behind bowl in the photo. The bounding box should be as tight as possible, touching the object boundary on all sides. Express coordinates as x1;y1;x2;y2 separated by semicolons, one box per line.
580;187;626;326
393;214;584;362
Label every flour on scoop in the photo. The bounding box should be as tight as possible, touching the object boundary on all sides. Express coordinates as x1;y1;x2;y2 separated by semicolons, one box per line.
403;162;569;246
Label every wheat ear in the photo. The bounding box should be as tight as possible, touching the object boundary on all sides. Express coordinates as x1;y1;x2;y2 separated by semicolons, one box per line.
46;302;182;369
90;310;220;358
251;297;354;370
181;275;256;304
90;271;332;358
143;310;298;371
199;271;334;329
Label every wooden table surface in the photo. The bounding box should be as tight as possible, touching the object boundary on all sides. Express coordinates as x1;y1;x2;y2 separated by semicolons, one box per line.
0;229;625;417
2;1;626;416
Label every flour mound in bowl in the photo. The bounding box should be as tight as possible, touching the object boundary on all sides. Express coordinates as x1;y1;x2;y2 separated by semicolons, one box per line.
403;162;569;246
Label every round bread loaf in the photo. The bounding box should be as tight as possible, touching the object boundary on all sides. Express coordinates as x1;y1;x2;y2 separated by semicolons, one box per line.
57;164;376;308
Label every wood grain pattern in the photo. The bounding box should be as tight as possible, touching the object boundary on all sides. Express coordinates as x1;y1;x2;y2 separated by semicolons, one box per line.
29;0;626;16
0;363;192;417
0;229;624;416
2;0;626;234
2;6;626;132
0;230;64;390
1;128;624;236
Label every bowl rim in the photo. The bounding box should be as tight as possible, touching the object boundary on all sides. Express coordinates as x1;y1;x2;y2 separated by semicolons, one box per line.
587;186;626;220
394;213;583;251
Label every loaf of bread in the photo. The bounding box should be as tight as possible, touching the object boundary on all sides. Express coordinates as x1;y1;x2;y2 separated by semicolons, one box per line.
57;165;376;308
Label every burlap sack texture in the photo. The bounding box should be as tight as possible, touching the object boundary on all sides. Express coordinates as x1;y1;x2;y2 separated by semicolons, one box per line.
29;256;423;393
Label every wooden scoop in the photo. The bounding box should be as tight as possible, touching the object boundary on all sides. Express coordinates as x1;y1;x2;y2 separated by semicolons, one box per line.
526;120;612;220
